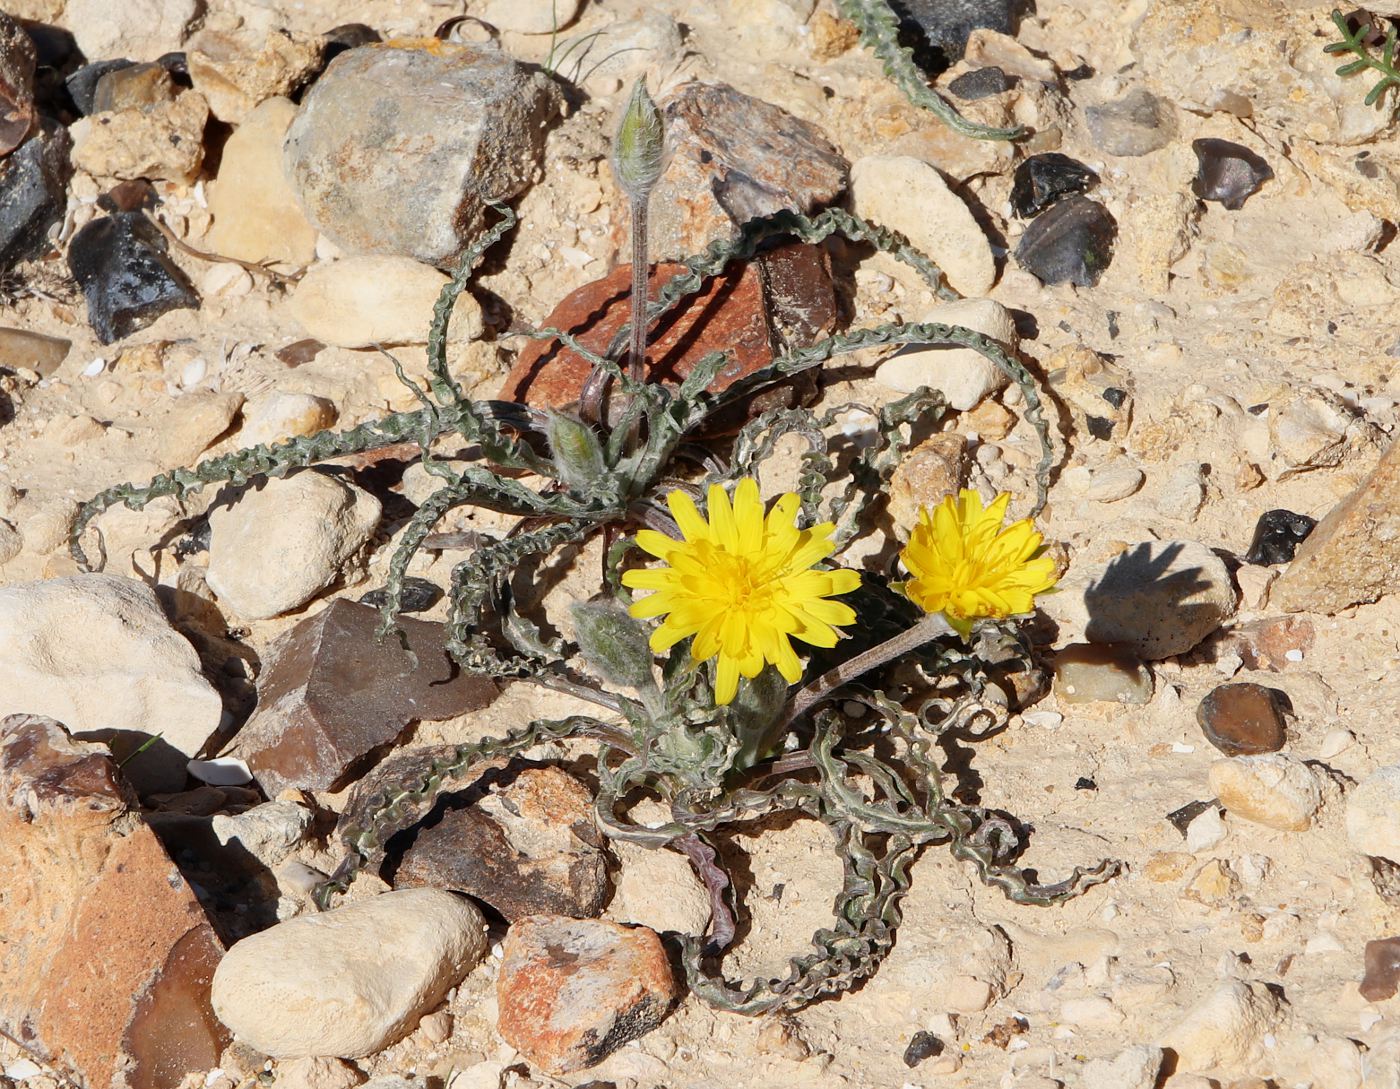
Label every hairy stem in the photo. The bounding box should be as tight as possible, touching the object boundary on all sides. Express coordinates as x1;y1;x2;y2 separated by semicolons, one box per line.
629;193;650;387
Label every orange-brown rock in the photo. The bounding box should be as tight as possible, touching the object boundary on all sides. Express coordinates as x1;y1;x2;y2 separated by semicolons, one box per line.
0;714;227;1089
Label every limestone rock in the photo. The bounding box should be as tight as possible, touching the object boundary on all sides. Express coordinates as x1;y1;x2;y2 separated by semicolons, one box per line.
0;716;227;1089
70;89;209;183
206;470;382;620
211;889;487;1058
648;81;848;261
887;433;968;532
207;97;318;268
1272;435;1400;614
479;0;582;33
851;155;996;296
284;41;561;266
1208;754;1324;832
67;0;199;62
187;27;323;124
875;297;1014;409
1159;981;1286;1075
1082;1045;1165;1089
288;255;483;348
0;574;223;793
239;390;337;447
233;599;498;795
496;916;677;1074
1346;765;1400;862
606;839;712;937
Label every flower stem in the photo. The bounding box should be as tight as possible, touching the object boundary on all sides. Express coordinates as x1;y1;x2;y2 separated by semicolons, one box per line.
628;192;649;388
784;612;954;725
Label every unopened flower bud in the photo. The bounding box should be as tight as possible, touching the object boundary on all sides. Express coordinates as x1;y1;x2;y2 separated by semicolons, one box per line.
612;78;666;198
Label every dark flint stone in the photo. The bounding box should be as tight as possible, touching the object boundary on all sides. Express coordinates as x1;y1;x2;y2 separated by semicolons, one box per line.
1010;152;1098;219
1197;682;1290;757
757;240;838;352
1244;508;1315;566
322;24;381;64
1085;415;1114;440
65;58;134;115
903;1031;945;1067
275;337;325;367
67;211;199;344
894;0;1024;71
948;65;1011;100
1014;195;1117;287
358;576;442;614
235;599;499;796
0;122;70;273
1192;138;1273;210
1166;798;1215;836
1361;937;1400;1001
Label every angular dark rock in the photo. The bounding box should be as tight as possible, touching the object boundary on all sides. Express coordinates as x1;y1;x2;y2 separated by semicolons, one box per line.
903;1031;945;1067
1192;138;1273;211
1084;87;1175;157
0;123;71;273
1166;798;1215;836
66;58;136;115
358;575;442;614
947;65;1011;100
0;12;37;158
234;599;500;796
1197;682;1290;757
1010;152;1098;219
0;715;228;1089
68;211;200;344
1014;195;1117;287
757;240;839;351
1243;508;1315;566
321;23;382;64
395;763;609;922
1361;937;1400;1001
895;0;1023;70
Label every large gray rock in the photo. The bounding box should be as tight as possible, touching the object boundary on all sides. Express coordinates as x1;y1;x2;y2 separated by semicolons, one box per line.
283;41;561;267
211;888;486;1058
0;574;223;792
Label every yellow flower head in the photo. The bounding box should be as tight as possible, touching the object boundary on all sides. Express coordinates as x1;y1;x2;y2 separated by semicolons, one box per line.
622;478;861;705
899;489;1057;639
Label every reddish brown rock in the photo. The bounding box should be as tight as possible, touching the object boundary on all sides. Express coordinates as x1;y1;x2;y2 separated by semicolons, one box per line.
0;715;227;1089
396;764;608;921
0;13;36;158
497;916;678;1075
1197;682;1290;757
1223;615;1315;671
234;599;499;797
1362;937;1400;1001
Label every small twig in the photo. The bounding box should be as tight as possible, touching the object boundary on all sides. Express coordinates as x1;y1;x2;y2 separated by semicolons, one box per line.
148;213;302;288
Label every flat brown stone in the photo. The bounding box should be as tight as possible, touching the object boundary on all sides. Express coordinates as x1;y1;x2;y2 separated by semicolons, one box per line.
1197;682;1290;757
0;714;227;1089
1362;936;1400;1001
235;599;499;796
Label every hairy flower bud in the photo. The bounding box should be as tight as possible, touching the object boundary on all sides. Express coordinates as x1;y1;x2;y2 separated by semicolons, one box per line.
612;78;666;198
545;411;606;490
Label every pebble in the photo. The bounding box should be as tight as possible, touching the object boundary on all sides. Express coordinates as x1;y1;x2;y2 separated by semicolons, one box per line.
156;389;244;466
1360;937;1400;1001
186;27;323;124
1010;152;1098;219
0;13;36;157
210;801;314;869
1271;436;1400;614
211;889;487;1059
1060;463;1144;502
1082;1045;1164;1089
648;81;848;261
0;327;69;375
0;574;222;793
1191;138;1273;210
1051;643;1154;704
0;716;228;1088
1183;858;1237;904
1079;539;1236;659
1014;195;1118;287
1185;806;1227;853
1159;981;1285;1075
397;765;608;921
285;40;562;266
1243;508;1316;566
69;87;209;183
851;154;996;295
67;0;198;65
875;297;1014;409
91;61;174;112
903;1031;945;1067
1208;753;1323;831
1196;683;1290;757
1224;615;1314;672
67;212;200;344
272;1057;363;1089
358;576;440;614
0;124;71;273
1085;87;1177;157
496;915;678;1075
207;97;319;268
289;255;483;349
478;0;582;33
559;10;683;91
235;599;497;795
238;390;337;447
206;470;381;620
886;433;968;532
66;59;136;115
948;64;1012;100
1345;765;1400;862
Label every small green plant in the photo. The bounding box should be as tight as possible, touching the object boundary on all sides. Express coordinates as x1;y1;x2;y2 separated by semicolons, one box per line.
1325;7;1400;110
73;78;1115;1014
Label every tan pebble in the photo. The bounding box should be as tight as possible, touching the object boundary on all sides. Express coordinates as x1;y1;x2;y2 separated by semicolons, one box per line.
886;433;968;533
808;9;859;58
114;341;168;374
416;1008;452;1045
1239;913;1266;943
239;390;338;447
1184;858;1238;905
0;518;23;564
1209;754;1322;831
755;1017;810;1061
1143;852;1193;882
963;398;1016;441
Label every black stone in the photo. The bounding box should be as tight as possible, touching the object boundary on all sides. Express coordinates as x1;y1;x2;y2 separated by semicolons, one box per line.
1014;195;1117;287
322;24;381;64
1085;415;1114;440
903;1031;945;1067
1074;776;1097;791
1166;799;1215;837
1244;508;1316;566
948;65;1011;100
1102;387;1127;408
65;58;134;115
154;51;191;86
894;0;1023;71
1011;153;1098;219
0;123;71;274
1192;138;1273;210
359;576;442;614
67;211;199;344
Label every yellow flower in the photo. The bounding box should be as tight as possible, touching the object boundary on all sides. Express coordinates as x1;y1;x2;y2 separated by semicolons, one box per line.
899;489;1057;638
621;478;861;705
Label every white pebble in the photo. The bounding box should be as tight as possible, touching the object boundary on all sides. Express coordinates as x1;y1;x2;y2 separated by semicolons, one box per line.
1185;807;1226;853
